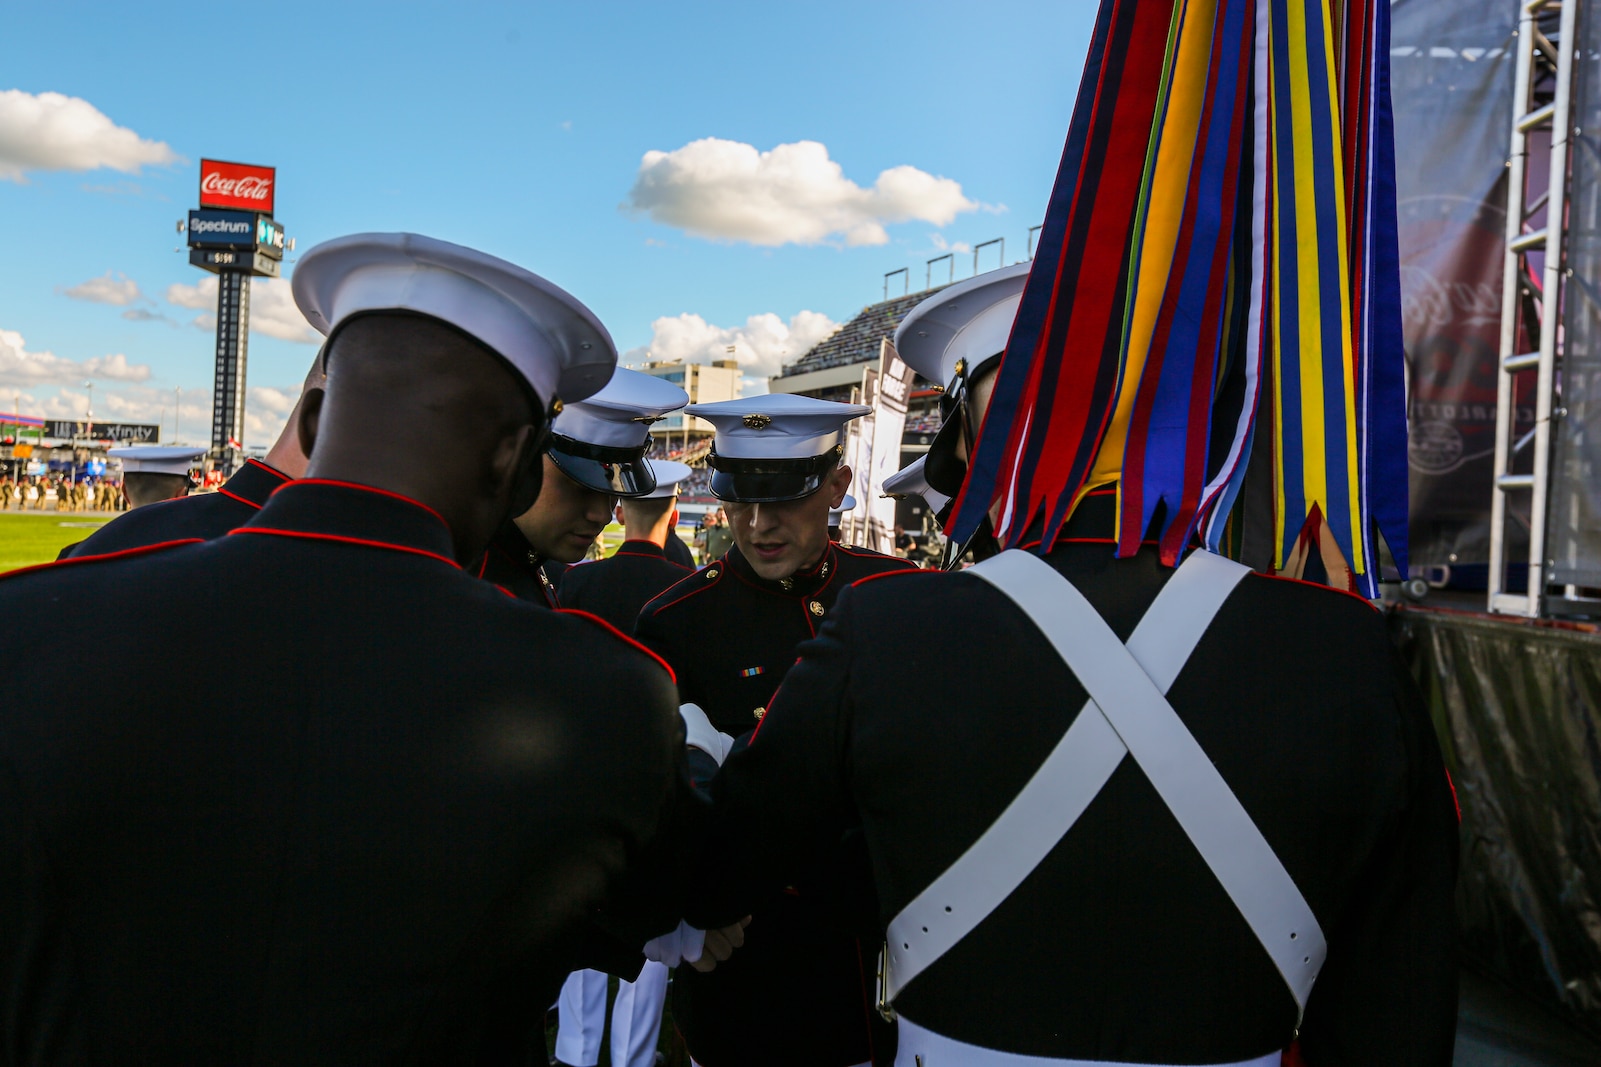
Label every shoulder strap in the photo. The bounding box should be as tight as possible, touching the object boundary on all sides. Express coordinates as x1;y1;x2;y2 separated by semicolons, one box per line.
886;550;1325;1021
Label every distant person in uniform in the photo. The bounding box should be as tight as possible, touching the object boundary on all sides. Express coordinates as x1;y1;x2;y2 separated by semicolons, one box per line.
0;232;708;1065
826;493;856;544
64;358;324;559
478;368;687;607
108;446;205;509
700;506;734;562
682;264;1461;1066
559;459;695;631
636;394;916;1067
663;512;696;568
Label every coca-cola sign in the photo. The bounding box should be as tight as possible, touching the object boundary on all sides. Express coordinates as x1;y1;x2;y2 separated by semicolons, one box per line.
198;158;275;214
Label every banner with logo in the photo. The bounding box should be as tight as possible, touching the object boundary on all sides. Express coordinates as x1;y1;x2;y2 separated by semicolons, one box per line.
199;158;276;215
44;421;159;443
860;339;916;554
1391;0;1522;572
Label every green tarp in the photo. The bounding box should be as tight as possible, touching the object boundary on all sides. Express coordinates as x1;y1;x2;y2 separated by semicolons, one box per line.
1390;606;1601;1036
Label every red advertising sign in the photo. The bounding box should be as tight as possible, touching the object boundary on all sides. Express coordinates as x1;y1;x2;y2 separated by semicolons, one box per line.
198;159;275;214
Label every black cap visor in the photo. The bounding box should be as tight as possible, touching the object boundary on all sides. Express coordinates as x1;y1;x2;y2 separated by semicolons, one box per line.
547;434;657;497
708;447;842;503
923;417;969;498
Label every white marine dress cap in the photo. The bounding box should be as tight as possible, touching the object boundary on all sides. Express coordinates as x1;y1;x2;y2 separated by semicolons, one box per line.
895;262;1032;497
109;446;207;476
687;394;871;503
894;261;1032;390
547;368;688;497
882;455;953;517
291;232;617;409
641;459;693;500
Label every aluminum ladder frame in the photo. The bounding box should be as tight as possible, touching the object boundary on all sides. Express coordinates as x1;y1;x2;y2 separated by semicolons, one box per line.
1489;0;1577;617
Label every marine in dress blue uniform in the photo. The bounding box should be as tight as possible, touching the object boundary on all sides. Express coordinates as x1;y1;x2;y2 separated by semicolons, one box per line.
478;369;687;607
635;395;915;1067
679;268;1460;1067
62;355;323;560
0;232;699;1066
559;459;696;631
552;458;695;1067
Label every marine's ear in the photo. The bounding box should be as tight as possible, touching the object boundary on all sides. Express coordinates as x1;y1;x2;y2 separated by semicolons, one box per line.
296;386;326;463
498;423;547;519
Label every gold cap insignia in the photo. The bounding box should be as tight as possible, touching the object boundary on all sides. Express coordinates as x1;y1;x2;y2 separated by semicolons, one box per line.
742;413;772;429
809;601;824;617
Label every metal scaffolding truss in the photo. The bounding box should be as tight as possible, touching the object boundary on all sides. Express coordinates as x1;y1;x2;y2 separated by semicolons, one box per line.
1489;0;1578;617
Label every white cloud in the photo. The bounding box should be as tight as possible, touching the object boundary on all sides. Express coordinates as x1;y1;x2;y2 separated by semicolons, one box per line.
121;307;174;324
0;327;152;387
0;90;180;183
165;276;319;344
931;233;972;255
627;138;982;247
624;309;840;384
63;271;142;306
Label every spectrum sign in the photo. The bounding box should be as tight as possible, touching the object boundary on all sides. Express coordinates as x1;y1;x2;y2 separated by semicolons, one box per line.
198;158;275;215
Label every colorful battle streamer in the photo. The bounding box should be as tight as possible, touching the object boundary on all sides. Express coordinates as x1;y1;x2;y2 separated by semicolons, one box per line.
950;0;1408;596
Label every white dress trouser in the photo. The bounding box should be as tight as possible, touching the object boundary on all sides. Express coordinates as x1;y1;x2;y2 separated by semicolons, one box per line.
555;963;670;1067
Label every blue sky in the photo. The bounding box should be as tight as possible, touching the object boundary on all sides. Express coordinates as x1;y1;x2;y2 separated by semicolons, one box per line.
1;1;1092;447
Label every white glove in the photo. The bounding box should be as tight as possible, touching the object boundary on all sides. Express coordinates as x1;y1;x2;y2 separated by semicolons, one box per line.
679;702;735;766
643;920;706;967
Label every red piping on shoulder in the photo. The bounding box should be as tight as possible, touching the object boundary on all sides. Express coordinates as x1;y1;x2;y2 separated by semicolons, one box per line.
1445;767;1461;823
0;537;205;583
244;458;290;483
228;527;461;569
1254;571;1379;612
833;543;918;568
556;608;677;685
646;567;721;616
846;567;943;591
271;478;451;530
215;487;262;510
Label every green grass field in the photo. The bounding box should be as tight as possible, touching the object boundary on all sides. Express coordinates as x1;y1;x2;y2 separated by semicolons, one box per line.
0;512;111;572
0;514;699;575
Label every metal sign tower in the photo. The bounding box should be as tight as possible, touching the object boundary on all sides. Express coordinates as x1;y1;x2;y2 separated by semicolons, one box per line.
183;159;286;475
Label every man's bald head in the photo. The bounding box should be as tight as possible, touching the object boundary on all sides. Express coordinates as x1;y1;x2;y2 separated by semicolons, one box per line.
298;312;546;562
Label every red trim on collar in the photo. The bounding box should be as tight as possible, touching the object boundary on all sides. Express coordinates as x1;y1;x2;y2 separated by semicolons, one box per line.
1254;572;1378;612
0;537;205;583
846;567;942;591
228;527;461;569
244;458;291;483
216;486;262;510
272;479;451;530
645;566;723;617
556;609;677;685
476;552;490;579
